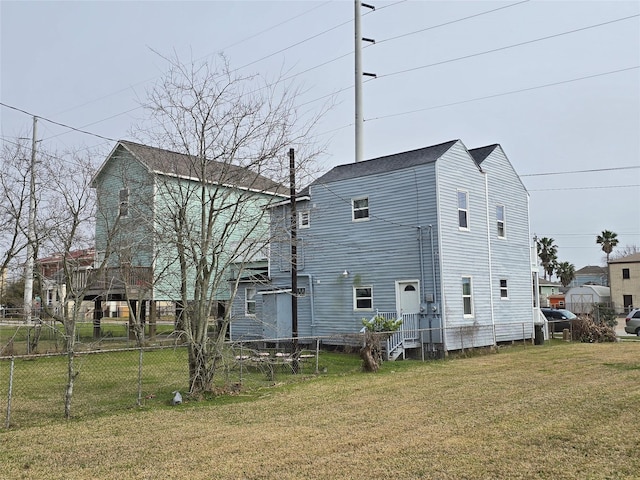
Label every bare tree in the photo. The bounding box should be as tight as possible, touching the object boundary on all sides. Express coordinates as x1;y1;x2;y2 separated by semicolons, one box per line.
136;54;325;394
34;149;120;418
0;139;32;308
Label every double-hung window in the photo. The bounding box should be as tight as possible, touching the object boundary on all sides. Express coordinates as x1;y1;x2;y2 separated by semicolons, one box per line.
496;205;506;238
462;276;473;316
352;197;369;221
119;188;129;217
245;288;256;316
623;268;630;279
354;286;373;310
500;279;508;299
457;190;469;229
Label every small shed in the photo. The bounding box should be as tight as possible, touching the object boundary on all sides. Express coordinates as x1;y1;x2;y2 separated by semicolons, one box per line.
565;285;611;314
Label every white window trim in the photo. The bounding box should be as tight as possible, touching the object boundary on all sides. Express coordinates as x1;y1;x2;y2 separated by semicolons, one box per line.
245;287;256;316
457;190;469;230
462;276;474;317
352;197;370;222
500;279;509;300
353;286;373;311
298;210;310;229
497;204;506;238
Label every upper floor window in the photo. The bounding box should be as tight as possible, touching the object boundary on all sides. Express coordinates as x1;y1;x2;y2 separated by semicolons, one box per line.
354;286;373;310
457;190;469;229
496;205;506;238
500;279;508;299
623;268;630;279
352;197;369;221
462;276;473;316
245;288;256;316
119;188;129;217
299;210;310;229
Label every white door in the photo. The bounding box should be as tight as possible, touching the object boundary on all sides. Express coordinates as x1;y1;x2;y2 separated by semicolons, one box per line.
396;281;420;316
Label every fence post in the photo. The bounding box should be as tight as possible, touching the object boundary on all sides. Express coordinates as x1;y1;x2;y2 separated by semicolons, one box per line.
239;342;244;384
137;348;143;406
5;357;14;429
315;338;320;374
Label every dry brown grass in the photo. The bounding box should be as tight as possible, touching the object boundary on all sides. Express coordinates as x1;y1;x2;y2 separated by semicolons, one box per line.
2;342;640;479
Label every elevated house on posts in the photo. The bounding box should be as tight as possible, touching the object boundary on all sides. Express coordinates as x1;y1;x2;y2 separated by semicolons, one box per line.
231;139;536;358
88;140;287;334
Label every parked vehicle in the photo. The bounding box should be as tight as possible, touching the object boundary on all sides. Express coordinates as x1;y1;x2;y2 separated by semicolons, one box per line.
624;309;640;335
541;307;577;333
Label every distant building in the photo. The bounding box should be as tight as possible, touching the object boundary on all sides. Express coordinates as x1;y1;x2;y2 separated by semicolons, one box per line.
569;265;608;287
565;285;611;314
608;253;640;313
538;278;562;307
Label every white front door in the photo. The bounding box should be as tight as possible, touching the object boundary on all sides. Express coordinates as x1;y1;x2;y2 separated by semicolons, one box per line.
396;280;420;316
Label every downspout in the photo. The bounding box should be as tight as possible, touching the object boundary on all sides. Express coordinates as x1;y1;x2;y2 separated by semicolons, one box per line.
429;224;437;346
484;172;496;345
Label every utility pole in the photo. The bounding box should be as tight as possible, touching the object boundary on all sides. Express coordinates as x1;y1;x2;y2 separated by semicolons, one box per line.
354;1;376;163
289;148;299;364
24;116;37;323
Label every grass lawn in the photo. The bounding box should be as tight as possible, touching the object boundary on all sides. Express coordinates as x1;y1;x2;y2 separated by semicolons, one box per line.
1;341;640;479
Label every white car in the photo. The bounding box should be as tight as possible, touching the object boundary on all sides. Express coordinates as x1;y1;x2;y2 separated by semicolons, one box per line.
624;309;640;335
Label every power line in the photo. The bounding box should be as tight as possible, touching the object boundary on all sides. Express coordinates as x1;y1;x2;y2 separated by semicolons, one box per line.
321;66;639;135
375;14;640;81
51;2;336;119
0;103;117;143
528;185;639;192
521;165;640;177
374;0;530;46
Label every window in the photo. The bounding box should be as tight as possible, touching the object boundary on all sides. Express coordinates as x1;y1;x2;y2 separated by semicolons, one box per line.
500;279;508;299
352;197;369;221
623;268;630;279
119;188;129;217
245;288;256;316
496;205;505;238
354;286;373;310
298;210;310;229
457;190;469;229
462;277;473;316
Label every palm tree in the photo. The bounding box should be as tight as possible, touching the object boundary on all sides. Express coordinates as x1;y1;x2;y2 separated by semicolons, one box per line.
536;237;558;280
556;261;576;287
596;230;619;263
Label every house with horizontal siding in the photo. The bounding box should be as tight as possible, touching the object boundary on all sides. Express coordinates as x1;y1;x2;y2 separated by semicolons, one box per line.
608;253;640;313
90;140;287;326
231;139;535;357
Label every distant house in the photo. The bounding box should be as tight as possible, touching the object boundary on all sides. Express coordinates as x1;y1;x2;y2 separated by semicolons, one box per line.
231;139;536;357
608;253;640;313
569;265;608;287
38;249;95;304
538;278;562;307
37;249;96;319
90;140;286;325
565;285;611;314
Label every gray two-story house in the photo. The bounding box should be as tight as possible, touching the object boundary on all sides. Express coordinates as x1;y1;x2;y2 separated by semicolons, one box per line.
231;139;535;357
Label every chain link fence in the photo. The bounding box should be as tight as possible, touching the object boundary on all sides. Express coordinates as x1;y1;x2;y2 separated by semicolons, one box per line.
2;321;547;429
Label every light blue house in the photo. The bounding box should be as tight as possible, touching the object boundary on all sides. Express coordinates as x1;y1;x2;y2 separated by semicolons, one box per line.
89;140;286;325
231;139;535;357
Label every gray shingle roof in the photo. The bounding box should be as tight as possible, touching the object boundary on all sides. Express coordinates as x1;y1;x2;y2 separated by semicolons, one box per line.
468;144;499;164
309;140;459;187
118;140;288;195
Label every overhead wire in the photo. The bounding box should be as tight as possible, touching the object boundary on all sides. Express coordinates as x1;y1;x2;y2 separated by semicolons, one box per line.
374;14;640;81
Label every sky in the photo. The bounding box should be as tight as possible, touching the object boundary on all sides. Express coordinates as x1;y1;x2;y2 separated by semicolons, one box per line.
1;0;639;273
